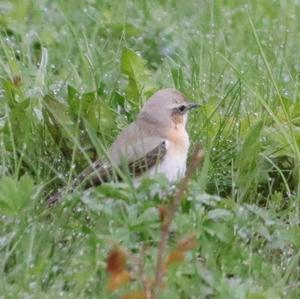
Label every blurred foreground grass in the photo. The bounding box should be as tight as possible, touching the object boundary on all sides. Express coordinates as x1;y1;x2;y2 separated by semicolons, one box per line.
1;0;300;298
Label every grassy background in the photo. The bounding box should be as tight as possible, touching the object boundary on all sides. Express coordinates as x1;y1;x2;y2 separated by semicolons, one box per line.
1;0;300;298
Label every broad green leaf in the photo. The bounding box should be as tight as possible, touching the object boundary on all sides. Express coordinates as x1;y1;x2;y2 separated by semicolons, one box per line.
235;121;266;198
44;95;74;128
203;220;234;243
121;48;156;104
43;95;77;156
1;79;36;154
67;85;115;135
236;121;263;167
0;175;34;215
197;146;210;191
94;183;130;201
121;48;147;78
67;85;81;118
85;99;114;134
206;208;233;221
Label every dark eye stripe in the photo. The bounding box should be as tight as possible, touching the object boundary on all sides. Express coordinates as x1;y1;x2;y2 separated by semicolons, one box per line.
178;105;186;112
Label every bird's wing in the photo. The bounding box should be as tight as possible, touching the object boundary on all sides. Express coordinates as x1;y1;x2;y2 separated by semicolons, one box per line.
75;136;167;188
47;136;167;205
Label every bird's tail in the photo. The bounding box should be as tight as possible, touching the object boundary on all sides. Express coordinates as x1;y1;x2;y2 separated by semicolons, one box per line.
47;159;108;205
47;187;67;205
46;168;92;205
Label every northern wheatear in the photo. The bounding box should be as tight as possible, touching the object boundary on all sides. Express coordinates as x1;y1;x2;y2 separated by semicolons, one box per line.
48;88;199;204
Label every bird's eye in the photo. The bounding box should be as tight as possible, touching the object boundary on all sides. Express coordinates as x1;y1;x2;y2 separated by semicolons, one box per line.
178;105;186;112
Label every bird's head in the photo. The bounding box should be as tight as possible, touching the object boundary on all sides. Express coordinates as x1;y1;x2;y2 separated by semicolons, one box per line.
138;88;199;129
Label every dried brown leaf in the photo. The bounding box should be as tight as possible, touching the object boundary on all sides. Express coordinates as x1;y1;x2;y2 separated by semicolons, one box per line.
158;206;168;223
177;233;198;251
107;270;131;291
12;75;21;87
166;249;184;266
106;247;127;274
166;233;198;266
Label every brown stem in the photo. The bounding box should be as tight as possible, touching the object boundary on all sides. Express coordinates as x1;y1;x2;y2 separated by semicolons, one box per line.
151;144;204;298
138;245;152;299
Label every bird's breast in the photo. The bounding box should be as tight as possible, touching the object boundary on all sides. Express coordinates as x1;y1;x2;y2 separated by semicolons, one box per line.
149;127;190;182
166;125;190;152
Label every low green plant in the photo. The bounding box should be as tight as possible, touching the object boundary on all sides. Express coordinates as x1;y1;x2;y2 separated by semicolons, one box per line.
1;0;300;298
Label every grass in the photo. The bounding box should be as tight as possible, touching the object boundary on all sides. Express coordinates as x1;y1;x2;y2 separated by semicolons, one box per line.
1;0;300;298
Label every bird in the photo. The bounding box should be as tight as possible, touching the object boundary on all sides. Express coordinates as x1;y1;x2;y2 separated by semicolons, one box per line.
47;88;199;205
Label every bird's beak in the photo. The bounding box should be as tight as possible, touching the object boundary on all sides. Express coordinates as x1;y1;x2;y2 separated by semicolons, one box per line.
186;102;200;110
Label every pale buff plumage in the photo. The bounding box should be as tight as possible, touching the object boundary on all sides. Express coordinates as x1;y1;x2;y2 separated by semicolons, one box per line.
108;88;196;182
48;88;199;204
